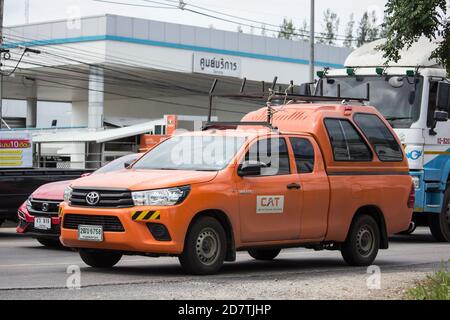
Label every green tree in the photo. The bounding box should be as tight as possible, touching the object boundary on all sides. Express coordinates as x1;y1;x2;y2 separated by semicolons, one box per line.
278;18;296;40
379;0;450;73
367;10;379;41
319;9;340;45
298;19;309;41
343;13;355;48
357;11;370;47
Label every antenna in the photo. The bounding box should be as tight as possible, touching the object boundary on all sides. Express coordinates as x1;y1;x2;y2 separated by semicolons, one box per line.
207;78;218;122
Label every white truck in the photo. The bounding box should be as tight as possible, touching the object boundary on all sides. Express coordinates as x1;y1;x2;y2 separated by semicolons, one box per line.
316;37;450;241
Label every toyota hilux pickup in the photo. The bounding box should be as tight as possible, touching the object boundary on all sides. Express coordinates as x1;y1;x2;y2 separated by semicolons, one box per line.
59;103;414;275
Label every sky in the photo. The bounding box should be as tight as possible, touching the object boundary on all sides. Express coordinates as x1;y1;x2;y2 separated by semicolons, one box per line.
2;0;389;126
4;0;389;37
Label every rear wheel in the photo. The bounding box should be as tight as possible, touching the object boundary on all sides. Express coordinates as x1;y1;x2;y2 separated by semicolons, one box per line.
429;188;450;242
37;238;61;247
79;249;122;268
248;248;281;261
179;216;226;275
341;214;380;266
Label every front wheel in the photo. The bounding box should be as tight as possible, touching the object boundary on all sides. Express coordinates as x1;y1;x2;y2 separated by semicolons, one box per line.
79;249;122;268
429;188;450;242
179;216;226;275
341;214;380;266
248;248;281;260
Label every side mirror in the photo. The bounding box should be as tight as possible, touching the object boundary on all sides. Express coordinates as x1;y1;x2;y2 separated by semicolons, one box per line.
124;161;132;168
237;161;266;177
436;81;450;112
298;83;312;95
80;172;91;177
434;110;448;122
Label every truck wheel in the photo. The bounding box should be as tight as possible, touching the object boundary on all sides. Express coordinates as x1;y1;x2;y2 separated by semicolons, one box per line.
79;249;122;268
248;248;281;260
341;214;380;266
429;188;450;242
179;216;226;275
37;238;61;248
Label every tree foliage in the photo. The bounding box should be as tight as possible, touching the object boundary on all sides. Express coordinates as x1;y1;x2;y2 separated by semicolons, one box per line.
278;18;296;40
344;13;355;48
319;9;340;45
379;0;450;73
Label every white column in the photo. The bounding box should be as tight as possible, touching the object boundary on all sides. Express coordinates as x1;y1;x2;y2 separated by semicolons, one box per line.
26;98;37;128
88;66;104;130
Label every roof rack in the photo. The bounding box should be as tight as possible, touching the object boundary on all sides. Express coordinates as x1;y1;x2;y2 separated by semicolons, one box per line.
206;76;371;124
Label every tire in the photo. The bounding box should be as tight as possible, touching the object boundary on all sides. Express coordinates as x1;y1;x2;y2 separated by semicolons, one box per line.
37;238;62;247
341;214;380;266
179;216;226;275
79;249;122;268
248;248;281;260
429;188;450;242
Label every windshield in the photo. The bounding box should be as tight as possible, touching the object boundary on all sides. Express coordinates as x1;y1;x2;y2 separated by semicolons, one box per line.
133;135;246;171
93;153;139;175
318;75;423;128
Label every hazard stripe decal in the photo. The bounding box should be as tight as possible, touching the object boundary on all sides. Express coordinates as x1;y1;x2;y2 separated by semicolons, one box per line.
131;210;160;221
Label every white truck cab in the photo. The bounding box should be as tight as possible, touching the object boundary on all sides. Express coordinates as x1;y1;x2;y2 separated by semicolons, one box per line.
317;37;450;241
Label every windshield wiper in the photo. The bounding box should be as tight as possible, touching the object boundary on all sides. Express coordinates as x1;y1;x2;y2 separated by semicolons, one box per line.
385;116;412;121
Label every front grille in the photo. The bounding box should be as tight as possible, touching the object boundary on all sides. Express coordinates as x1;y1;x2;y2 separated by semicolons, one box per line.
70;188;133;208
28;198;61;216
63;214;125;232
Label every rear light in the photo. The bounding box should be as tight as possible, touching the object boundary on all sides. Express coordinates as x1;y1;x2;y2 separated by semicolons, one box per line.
407;183;415;209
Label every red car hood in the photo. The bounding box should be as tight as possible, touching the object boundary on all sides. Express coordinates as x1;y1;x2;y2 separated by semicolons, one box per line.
31;180;73;201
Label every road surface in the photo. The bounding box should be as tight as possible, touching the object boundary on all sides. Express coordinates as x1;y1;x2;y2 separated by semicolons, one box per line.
0;227;448;299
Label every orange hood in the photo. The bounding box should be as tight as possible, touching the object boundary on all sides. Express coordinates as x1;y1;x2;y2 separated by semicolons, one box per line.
70;169;218;190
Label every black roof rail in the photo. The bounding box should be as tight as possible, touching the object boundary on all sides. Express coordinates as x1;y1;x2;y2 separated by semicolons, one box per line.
202;121;273;131
205;77;370;124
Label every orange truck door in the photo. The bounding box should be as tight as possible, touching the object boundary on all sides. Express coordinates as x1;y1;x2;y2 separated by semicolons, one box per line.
236;137;302;242
288;136;330;240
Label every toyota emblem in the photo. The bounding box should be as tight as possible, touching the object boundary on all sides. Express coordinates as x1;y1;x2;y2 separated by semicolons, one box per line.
41;203;49;212
86;191;100;206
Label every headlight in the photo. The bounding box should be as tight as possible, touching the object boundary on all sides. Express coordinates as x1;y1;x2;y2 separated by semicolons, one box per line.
132;186;190;206
63;186;72;202
412;176;420;189
25;197;32;209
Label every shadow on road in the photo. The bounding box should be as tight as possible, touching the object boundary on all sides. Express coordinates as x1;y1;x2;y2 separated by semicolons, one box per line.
79;256;409;279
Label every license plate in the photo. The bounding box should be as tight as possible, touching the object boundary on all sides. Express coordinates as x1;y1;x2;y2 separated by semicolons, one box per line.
78;225;103;242
34;217;51;230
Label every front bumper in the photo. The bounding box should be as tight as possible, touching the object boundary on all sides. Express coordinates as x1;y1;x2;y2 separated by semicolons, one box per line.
16;204;61;238
59;204;189;255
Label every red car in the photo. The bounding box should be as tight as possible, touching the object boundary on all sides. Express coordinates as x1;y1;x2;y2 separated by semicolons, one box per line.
17;153;142;247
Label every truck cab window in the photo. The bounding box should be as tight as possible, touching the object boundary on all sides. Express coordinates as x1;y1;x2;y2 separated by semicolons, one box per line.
354;113;403;161
289;137;315;173
427;81;439;128
324;118;372;161
245;138;290;176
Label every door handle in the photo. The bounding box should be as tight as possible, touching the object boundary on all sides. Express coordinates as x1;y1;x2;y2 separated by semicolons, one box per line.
287;183;301;190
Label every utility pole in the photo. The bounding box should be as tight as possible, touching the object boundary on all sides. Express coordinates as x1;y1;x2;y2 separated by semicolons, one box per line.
309;0;315;83
0;0;4;129
25;0;30;24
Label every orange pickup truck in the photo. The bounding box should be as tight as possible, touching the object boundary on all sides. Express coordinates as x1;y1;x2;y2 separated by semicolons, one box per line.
59;103;414;274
